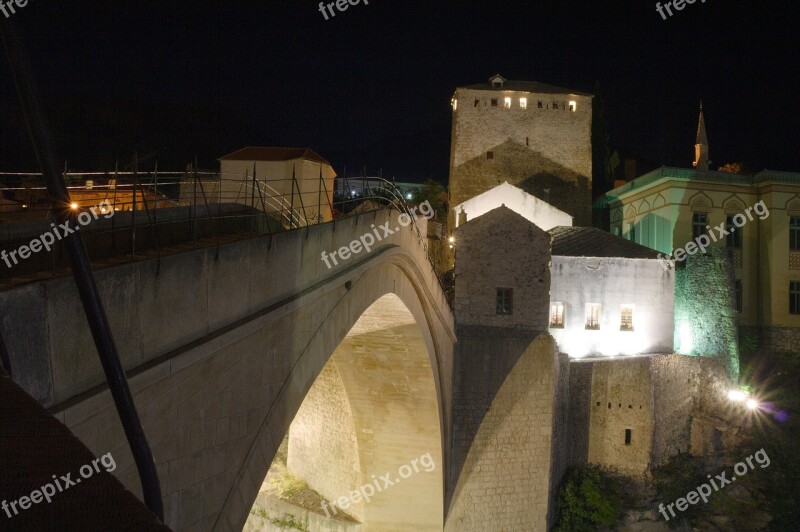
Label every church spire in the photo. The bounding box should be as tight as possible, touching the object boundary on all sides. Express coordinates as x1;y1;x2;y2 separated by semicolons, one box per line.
693;102;709;170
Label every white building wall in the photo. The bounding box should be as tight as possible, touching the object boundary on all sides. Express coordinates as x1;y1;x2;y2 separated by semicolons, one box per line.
453;181;573;230
549;257;674;358
219;159;335;224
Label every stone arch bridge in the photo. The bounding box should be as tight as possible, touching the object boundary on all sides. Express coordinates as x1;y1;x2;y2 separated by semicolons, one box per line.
0;209;561;530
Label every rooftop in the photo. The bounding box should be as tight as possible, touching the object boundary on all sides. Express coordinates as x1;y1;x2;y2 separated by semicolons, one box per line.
459;74;592;97
219;147;331;165
596;166;800;206
549;226;662;260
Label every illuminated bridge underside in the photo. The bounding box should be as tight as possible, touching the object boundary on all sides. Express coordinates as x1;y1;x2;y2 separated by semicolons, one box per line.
287;295;443;530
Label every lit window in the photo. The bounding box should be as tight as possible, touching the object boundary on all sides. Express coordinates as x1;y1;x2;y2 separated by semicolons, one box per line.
451;98;458;111
620;305;634;331
496;288;513;315
692;212;709;241
726;215;742;248
569;101;577;112
550;303;565;328
491;98;498;107
790;281;800;315
504;97;512;109
520;97;528;109
486;151;494;160
791;217;800;251
585;304;601;330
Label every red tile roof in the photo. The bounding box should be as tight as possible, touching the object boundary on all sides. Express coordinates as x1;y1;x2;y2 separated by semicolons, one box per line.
219;147;331;165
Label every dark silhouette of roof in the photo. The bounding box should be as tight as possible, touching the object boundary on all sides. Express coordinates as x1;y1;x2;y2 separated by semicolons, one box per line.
461;78;592;97
696;104;709;145
219;147;331;165
549;226;661;259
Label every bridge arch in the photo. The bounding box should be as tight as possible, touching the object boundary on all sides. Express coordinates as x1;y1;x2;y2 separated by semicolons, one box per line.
219;250;451;529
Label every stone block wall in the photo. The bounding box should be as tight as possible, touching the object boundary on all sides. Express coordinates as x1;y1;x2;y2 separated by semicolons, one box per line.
287;361;362;520
568;354;737;477
453;205;551;330
446;332;567;531
674;248;740;377
449;87;592;227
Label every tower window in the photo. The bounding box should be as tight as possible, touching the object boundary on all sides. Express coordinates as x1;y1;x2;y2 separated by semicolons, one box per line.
625;429;632;446
585;304;601;330
526;137;529;146
790;217;800;251
569;101;576;112
727;216;742;248
503;97;511;109
486;151;494;160
692;212;709;240
520;97;528;109
553;101;559;110
790;281;800;315
550;302;565;328
537;101;543;109
496;288;513;315
620;305;634;331
474;99;480;107
491;98;498;107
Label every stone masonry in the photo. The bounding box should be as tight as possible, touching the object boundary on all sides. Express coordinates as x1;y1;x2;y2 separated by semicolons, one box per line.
449;77;593;228
448;204;569;530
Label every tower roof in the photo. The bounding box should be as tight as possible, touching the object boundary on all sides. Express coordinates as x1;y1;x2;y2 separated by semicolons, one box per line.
696;103;708;146
460;75;592;96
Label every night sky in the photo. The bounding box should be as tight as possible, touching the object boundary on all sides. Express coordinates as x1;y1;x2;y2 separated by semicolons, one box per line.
1;1;798;183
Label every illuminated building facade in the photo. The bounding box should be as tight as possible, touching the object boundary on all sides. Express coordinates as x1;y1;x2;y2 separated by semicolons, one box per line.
596;108;800;353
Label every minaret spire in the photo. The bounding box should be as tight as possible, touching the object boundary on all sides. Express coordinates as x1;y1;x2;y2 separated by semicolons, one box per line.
693;102;709;170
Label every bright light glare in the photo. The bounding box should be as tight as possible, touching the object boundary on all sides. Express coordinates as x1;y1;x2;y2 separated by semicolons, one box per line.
406;193;413;200
678;323;693;354
70;202;79;210
746;399;759;410
448;236;455;244
728;390;747;402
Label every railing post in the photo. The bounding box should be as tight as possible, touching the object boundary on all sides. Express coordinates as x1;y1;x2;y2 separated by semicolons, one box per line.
132;156;138;258
192;161;199;241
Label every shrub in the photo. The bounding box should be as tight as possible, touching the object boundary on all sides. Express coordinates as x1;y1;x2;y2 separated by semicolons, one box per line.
554;465;623;531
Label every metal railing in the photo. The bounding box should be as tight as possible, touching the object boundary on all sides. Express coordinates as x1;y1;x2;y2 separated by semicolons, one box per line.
0;170;439;280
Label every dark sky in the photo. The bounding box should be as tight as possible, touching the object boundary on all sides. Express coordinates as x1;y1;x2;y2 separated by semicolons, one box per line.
1;1;798;182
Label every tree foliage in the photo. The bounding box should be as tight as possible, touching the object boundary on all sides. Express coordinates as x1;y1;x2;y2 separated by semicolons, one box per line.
554;465;623;531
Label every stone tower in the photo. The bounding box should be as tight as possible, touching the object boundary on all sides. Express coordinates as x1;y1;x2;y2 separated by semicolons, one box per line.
693;103;709;171
448;74;593;232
